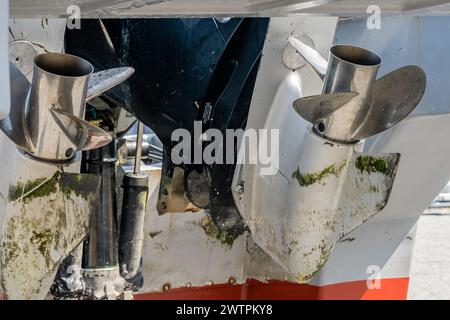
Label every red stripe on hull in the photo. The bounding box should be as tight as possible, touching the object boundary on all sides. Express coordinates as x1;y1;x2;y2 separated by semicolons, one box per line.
134;278;409;300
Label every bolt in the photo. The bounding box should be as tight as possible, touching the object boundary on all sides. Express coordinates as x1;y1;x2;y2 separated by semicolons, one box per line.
235;184;244;195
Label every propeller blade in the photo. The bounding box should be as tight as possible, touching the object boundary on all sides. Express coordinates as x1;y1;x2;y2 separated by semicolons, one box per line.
293;92;359;123
50;107;112;151
288;36;328;79
350;65;426;140
86;67;134;101
0;63;34;152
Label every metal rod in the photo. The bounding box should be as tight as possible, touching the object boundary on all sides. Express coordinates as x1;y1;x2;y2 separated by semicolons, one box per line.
119;120;149;285
134;121;144;174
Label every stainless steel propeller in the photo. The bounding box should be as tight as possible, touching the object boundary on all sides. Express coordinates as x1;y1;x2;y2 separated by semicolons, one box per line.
289;37;427;142
50;107;113;151
350;65;426;140
293;92;358;124
0;53;134;161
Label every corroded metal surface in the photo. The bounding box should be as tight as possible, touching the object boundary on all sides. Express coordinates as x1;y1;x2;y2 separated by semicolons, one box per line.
157;167;202;215
285;132;399;281
0;171;100;299
235;129;399;282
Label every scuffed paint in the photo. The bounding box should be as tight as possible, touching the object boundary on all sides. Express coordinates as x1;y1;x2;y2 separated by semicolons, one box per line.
0;171;101;299
287;239;298;256
294;244;332;283
148;231;162;238
201;217;240;249
251;127;402;284
30;229;53;256
285;151;400;283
